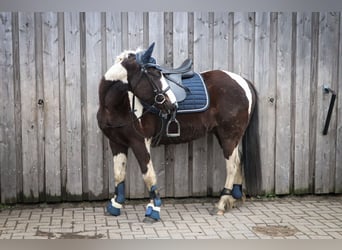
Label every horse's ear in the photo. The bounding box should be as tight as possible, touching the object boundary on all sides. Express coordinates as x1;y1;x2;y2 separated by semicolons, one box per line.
140;42;155;64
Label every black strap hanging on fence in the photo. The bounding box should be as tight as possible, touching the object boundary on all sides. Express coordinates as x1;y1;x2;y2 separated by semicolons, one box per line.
322;86;337;135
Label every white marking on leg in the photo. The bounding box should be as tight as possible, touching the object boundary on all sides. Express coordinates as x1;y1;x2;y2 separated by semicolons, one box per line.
161;75;177;105
223;71;253;115
113;153;127;185
217;145;241;212
224;146;241;189
142;138;156;190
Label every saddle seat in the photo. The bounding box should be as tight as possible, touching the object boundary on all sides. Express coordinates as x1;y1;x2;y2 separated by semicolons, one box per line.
158;59;194;76
157;59;195;102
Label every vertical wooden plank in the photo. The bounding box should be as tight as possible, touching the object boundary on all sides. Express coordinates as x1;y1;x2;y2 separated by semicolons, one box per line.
148;12;166;197
294;12;312;194
101;12;110;200
127;12;145;199
192;12;212;196
234;12;257;194
105;12;122;197
315;12;339;194
84;12;105;200
173;12;190;197
57;12;68;201
210;12;230;196
336;12;342;194
275;12;294;195
34;13;46;202
12;12;24;202
0;12;17;203
233;12;255;80
18;12;39;202
254;12;276;194
163;11;175;197
64;12;83;200
309;13;320;194
42;12;61;201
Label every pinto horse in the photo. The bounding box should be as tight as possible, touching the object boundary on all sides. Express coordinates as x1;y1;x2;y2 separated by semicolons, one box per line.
97;43;261;222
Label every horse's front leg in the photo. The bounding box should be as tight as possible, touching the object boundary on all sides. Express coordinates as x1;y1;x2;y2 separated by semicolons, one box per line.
131;138;162;223
107;141;128;216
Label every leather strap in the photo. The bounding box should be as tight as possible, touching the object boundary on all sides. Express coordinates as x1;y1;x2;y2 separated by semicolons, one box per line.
220;188;232;196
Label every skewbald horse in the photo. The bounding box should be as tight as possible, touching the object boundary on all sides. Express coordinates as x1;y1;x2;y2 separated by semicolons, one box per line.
97;43;261;222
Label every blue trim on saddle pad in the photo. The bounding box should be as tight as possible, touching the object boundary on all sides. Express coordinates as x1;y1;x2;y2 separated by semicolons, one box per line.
177;73;209;114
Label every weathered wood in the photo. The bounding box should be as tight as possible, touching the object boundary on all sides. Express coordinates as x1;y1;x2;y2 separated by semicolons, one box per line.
293;12;312;194
149;12;166;197
275;12;294;195
0;12;17;203
308;13;320;194
254;12;276;194
336;12;342;193
34;13;46;202
233;12;255;80
105;12;122;197
192;12;211;196
315;12;339;194
173;12;190;197
2;11;342;204
42;12;61;201
18;12;39;202
84;12;105;200
211;12;230;195
12;12;23;202
127;12;146;199
64;12;83;200
163;12;175;197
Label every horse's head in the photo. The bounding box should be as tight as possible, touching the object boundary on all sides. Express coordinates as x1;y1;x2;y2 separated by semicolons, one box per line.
104;43;177;115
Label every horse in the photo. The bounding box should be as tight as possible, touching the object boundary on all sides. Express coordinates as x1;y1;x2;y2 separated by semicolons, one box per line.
97;42;261;223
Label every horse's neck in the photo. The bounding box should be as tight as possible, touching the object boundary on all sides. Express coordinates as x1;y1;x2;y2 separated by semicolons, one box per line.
99;79;128;108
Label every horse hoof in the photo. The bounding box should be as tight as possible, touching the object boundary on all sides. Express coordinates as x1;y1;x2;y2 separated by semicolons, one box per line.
143;216;159;223
209;208;225;216
106;202;121;216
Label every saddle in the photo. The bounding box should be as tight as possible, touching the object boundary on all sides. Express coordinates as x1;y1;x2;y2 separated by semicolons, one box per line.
158;59;194;102
146;58;209;139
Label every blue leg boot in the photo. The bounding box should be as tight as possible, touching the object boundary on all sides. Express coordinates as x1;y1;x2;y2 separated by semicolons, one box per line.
231;184;243;199
143;185;162;223
107;182;125;216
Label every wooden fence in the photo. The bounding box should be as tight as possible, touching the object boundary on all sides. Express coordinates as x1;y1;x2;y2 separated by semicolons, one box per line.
0;12;341;204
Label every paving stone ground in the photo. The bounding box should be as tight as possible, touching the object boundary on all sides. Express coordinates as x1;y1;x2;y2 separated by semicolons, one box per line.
0;195;341;239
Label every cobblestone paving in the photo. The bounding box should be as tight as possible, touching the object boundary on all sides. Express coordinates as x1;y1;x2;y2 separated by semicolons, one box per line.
0;196;341;239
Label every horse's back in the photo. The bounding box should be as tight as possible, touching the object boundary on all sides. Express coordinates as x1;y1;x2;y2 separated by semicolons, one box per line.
201;70;254;118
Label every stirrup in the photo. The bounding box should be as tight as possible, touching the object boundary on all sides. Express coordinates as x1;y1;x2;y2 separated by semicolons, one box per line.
166;118;180;137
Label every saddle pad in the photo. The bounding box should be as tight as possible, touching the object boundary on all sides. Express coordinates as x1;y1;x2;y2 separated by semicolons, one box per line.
176;72;209;114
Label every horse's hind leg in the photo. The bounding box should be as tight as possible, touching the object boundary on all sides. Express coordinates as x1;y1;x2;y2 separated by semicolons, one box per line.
213;142;245;215
106;141;128;216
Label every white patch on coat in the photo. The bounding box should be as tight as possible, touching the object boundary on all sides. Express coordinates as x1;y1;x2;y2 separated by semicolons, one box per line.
217;145;242;212
142;138;156;190
104;62;128;83
160;75;177;105
113;153;127;185
224;146;242;189
128;91;144;122
223;71;253;115
143;160;157;191
104;49;139;83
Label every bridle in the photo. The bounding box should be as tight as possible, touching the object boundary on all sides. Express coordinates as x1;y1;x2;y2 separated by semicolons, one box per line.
129;64;174;115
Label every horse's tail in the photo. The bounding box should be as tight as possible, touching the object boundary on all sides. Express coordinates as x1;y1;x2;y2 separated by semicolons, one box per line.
242;82;262;196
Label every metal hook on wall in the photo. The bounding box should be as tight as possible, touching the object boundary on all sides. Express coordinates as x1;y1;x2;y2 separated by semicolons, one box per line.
322;85;337;135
